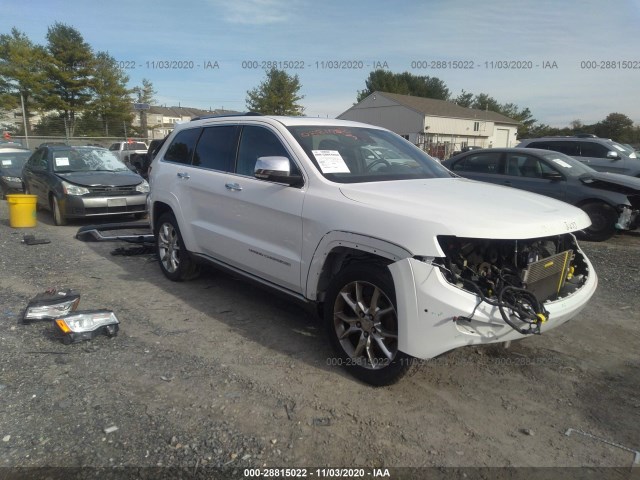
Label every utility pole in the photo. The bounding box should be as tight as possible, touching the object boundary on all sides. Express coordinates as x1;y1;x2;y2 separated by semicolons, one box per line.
20;94;29;148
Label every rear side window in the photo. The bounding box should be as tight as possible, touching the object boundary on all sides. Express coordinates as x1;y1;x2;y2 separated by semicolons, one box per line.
164;128;201;165
193;126;239;172
528;141;579;156
452;152;501;173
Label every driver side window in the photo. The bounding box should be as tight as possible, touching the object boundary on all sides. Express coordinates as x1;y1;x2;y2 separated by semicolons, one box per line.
236;126;298;177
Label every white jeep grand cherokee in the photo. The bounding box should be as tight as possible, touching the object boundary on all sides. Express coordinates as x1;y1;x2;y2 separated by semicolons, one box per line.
148;114;598;386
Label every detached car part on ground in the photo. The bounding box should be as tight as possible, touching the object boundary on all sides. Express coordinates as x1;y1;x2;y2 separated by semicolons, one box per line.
22;289;119;344
443;148;640;241
148;115;598;386
21;146;149;226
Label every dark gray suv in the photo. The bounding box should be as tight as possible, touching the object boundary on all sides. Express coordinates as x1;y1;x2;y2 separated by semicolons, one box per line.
517;136;640;177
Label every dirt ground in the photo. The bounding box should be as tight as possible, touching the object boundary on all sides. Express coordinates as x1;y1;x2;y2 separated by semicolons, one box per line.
0;201;639;479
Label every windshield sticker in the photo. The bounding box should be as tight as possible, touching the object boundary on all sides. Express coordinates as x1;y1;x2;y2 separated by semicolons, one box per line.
312;150;351;173
55;157;70;166
551;158;572;168
1;160;11;166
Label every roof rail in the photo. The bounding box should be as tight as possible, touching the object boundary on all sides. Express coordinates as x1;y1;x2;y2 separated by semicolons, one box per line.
190;112;262;121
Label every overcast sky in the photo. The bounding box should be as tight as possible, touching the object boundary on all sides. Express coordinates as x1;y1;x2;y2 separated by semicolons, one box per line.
5;0;640;126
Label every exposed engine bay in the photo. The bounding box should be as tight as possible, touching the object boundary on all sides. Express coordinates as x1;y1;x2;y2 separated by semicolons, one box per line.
434;234;589;335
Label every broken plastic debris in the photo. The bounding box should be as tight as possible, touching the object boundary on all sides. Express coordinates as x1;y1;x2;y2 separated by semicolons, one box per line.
22;234;51;246
312;418;331;426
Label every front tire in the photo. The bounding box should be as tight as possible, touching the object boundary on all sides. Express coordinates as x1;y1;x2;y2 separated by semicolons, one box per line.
155;212;200;281
324;263;413;386
51;196;67;226
579;202;617;242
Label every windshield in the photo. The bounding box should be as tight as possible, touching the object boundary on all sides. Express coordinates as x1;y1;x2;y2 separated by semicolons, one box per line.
287;126;451;183
0;151;31;169
541;151;595;177
52;147;130;173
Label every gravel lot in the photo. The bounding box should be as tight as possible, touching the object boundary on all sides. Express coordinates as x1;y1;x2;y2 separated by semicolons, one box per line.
0;201;639;479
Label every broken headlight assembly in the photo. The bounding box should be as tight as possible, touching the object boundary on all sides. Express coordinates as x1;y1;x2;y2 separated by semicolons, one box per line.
434;234;589;335
54;310;120;344
23;289;81;323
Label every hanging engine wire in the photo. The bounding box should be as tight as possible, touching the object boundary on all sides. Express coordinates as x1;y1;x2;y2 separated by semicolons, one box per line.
432;261;549;335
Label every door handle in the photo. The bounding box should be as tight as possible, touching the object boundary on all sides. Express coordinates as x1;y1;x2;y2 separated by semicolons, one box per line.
177;172;190;179
225;182;242;191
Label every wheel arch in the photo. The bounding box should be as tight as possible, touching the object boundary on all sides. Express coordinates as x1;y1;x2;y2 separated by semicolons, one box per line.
151;201;174;232
575;197;624;211
305;231;411;304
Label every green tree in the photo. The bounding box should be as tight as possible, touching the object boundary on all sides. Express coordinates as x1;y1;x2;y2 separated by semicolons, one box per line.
356;70;450;102
246;68;304;115
0;28;49;134
80;51;132;136
454;89;474;108
470;93;501;112
594;113;634;142
132;78;156;136
500;103;536;138
42;22;94;137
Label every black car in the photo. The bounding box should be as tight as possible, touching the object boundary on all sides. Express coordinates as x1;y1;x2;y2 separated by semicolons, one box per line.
0;147;31;198
22;145;149;225
442;148;640;241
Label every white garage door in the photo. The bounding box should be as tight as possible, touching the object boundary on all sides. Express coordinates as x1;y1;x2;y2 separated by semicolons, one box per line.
496;128;510;147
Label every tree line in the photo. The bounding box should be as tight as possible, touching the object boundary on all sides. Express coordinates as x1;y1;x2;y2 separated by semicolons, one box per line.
0;23;154;138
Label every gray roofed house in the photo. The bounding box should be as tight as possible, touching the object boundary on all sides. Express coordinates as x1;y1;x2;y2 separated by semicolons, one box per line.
338;91;520;159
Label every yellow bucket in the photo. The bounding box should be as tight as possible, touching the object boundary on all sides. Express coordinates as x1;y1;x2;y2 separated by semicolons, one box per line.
6;194;38;228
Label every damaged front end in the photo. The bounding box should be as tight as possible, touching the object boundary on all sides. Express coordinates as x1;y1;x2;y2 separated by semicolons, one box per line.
389;233;597;360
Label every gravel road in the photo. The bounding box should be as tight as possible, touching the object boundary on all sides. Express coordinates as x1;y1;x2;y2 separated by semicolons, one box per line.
1;202;639;479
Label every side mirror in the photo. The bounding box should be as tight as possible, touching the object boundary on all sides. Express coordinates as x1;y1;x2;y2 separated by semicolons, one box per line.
606;151;620;160
254;156;303;187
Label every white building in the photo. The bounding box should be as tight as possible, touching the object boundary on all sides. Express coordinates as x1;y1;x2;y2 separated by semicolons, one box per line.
338;91;520;159
131;106;240;139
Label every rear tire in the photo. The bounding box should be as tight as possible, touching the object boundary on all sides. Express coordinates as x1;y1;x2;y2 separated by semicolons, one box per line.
579;202;617;242
324;263;414;386
154;212;200;281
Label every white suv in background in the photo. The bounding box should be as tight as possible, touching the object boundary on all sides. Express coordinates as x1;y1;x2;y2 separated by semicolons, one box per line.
148;114;598;386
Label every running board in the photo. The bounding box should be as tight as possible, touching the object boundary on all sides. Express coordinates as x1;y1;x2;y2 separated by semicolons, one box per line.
75;222;154;244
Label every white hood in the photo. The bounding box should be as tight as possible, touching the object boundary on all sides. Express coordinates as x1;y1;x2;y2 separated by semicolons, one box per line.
337;178;591;253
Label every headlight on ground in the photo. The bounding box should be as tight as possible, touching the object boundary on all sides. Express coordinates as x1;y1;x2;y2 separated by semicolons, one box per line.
23;289;81;322
55;310;120;344
62;180;90;196
136;180;150;193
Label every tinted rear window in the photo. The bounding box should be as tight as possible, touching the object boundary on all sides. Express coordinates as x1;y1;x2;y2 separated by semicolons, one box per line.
164;128;202;165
